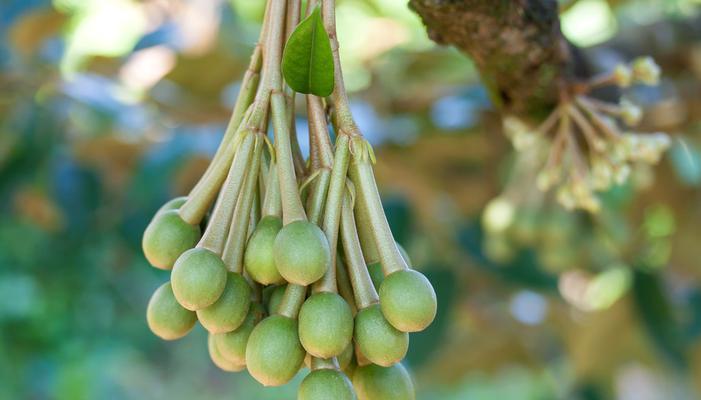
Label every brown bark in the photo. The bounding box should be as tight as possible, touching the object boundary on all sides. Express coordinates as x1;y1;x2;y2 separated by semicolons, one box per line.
409;0;572;119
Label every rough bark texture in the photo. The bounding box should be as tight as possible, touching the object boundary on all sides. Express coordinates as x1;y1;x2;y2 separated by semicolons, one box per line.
409;0;571;119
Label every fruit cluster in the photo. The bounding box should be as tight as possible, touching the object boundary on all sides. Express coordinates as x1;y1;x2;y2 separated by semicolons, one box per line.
142;0;436;399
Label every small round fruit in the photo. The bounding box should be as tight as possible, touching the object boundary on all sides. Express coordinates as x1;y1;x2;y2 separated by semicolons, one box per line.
208;333;244;372
298;292;353;358
245;216;284;285
353;363;414;400
156;196;188;214
146;282;197;340
379;269;437;332
266;284;287;315
197;272;251;333
246;315;305;386
273;221;330;285
298;369;356;400
354;304;408;367
142;210;200;270
212;303;265;366
171;248;227;311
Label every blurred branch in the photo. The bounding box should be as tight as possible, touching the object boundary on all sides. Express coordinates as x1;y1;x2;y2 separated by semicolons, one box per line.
409;0;573;119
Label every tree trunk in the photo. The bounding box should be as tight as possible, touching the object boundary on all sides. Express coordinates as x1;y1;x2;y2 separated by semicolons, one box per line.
409;0;573;119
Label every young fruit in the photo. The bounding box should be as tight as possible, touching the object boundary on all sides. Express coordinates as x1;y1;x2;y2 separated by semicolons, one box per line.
379;269;437;333
298;368;356;400
298;292;354;358
245;315;305;386
245;216;285;284
354;304;408;367
212;303;265;366
196;272;251;333
208;333;245;372
171;247;227;311
353;363;415;400
273;221;330;285
142;210;200;270
146;282;197;340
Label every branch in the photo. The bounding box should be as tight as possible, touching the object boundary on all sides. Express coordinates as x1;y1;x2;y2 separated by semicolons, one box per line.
409;0;572;119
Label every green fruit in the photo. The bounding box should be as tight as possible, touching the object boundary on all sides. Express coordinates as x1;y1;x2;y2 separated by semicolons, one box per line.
246;315;305;386
273;221;330;285
379;269;436;333
208;333;245;372
171;248;227;311
298;369;356;400
353;363;414;400
354;304;408;367
367;262;384;290
245;216;284;285
156;196;188;214
197;272;251;333
266;284;287;315
298;292;353;358
337;342;354;371
146;282;197;340
142;210;200;270
212;303;265;366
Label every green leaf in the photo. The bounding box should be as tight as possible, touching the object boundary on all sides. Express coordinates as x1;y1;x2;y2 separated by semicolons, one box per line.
282;6;334;96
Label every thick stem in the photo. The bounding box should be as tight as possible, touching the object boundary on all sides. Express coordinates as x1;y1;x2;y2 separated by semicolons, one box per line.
277;283;307;319
349;151;408;275
272;92;307;223
340;193;379;310
222;137;263;273
306;170;331;226
307;95;334;168
335;258;357;314
321;0;357;133
261;160;282;217
354;190;380;265
312;134;350;293
197;133;256;253
188;46;262;195
178;15;267;225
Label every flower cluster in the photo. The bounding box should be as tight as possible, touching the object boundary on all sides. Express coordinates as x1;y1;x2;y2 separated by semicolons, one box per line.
504;57;670;212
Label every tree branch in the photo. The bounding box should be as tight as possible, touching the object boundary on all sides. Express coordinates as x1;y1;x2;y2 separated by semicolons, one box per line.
409;0;572;119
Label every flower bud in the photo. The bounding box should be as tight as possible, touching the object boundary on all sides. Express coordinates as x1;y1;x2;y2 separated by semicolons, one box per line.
620;99;642;126
631;56;661;85
612;64;632;87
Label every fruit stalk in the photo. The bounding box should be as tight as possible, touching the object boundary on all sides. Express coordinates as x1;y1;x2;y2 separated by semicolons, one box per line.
350;152;408;275
340;193;379;309
222;136;263;273
197;132;256;254
178;46;263;226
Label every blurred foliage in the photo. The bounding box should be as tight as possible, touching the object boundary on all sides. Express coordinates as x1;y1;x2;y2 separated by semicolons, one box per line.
0;0;700;399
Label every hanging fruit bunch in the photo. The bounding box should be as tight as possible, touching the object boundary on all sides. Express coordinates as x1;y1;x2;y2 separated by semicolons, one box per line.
141;0;437;398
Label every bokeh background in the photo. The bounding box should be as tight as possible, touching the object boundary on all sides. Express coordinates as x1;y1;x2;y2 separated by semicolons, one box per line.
1;0;700;399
